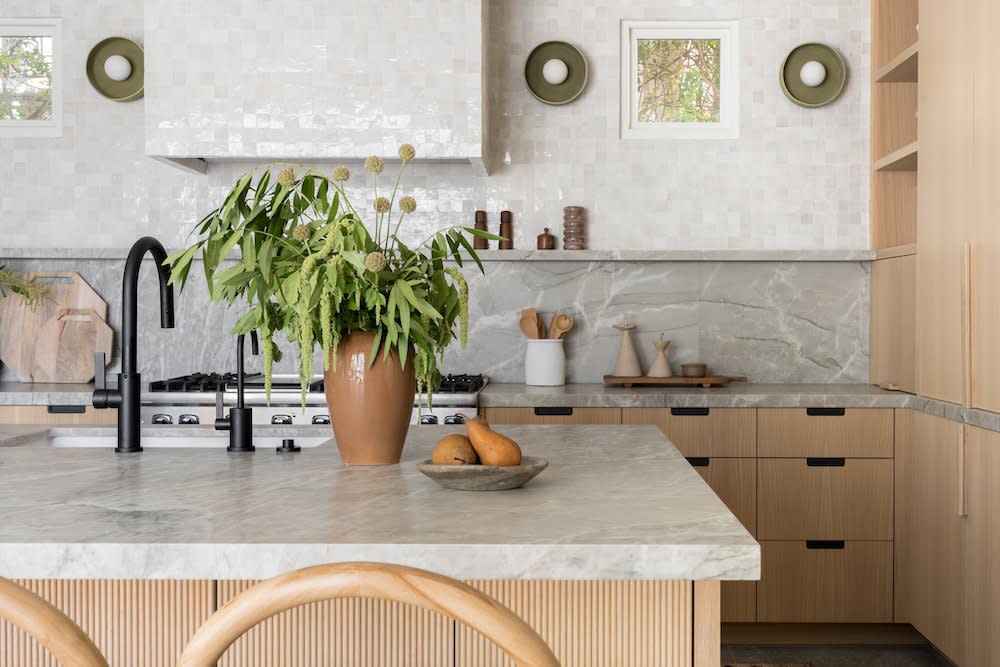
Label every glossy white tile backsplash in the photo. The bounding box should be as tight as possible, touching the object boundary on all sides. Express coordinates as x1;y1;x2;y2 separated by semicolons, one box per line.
0;0;869;250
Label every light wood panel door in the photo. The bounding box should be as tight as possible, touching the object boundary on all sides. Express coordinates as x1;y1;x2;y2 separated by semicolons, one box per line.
758;458;893;541
757;408;893;458
216;581;453;667
0;406;115;426
870;255;916;392
621;408;756;458
893;410;965;664
916;0;975;404
0;580;214;667
963;425;1000;666
455;580;693;667
482;407;621;425
757;541;893;623
971;0;1000;413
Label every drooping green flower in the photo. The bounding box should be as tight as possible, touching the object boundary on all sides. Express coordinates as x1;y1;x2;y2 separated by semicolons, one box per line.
399;196;417;214
364;251;387;273
398;144;416;161
331;165;350;182
374;196;391;213
276;168;295;186
365;156;384;175
292;223;311;242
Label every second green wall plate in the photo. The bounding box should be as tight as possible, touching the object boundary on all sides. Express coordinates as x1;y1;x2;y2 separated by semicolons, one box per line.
524;41;588;105
86;37;144;102
780;43;846;108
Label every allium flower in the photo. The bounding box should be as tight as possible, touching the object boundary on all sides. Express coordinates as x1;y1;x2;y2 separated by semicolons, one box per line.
364;156;384;175
398;144;416;161
374;196;391;213
276;168;295;186
292;224;311;242
364;251;387;273
399;196;417;214
331;165;350;182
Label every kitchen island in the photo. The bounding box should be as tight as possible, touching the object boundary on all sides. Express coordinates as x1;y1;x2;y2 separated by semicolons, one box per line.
0;424;757;666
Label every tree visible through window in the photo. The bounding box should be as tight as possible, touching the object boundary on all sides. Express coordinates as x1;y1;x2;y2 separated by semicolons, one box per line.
0;35;54;121
636;38;720;123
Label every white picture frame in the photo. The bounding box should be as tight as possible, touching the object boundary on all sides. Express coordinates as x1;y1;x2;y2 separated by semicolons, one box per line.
620;19;740;140
0;18;63;138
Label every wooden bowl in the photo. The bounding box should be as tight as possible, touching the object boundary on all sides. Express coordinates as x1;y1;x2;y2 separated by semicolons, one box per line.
681;363;708;378
417;456;549;491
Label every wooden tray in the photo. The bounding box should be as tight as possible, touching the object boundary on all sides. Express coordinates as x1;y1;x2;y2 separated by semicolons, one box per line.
603;375;748;388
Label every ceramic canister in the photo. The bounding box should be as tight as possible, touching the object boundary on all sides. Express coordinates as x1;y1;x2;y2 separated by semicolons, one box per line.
524;339;566;386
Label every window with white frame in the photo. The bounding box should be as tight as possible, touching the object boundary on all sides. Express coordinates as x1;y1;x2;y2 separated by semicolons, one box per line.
0;18;62;137
620;20;739;139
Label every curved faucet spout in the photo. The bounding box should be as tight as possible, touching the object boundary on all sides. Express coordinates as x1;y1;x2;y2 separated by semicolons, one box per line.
122;237;175;375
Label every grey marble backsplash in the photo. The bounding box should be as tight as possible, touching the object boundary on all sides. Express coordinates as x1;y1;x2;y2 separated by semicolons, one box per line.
0;257;869;384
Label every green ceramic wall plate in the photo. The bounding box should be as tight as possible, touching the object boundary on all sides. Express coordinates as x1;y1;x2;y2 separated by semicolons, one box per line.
524;41;588;105
86;37;144;102
780;42;846;108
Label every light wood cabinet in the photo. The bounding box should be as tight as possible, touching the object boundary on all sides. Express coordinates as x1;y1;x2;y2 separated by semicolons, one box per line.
621;408;756;458
962;425;1000;666
758;458;893;541
894;410;965;664
0;580;213;667
0;405;114;426
870;255;916;392
757;408;893;458
916;0;975;404
482;407;621;425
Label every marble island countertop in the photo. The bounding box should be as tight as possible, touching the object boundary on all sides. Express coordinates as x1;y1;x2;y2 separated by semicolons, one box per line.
0;424;758;582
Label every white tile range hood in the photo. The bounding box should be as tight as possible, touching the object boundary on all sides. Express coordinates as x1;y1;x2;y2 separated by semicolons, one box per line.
144;0;488;174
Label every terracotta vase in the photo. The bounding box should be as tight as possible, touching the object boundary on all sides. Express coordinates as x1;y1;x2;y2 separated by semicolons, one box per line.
324;331;416;465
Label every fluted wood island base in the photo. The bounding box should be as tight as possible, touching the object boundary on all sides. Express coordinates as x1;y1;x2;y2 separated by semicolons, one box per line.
0;424;754;666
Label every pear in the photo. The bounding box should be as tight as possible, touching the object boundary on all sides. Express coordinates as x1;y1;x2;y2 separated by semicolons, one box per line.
466;417;522;466
431;434;478;465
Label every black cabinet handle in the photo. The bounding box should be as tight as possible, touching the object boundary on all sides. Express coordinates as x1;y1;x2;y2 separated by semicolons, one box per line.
534;407;573;416
47;405;86;414
686;457;711;467
806;457;846;467
806;540;846;550
671;407;710;416
806;407;846;416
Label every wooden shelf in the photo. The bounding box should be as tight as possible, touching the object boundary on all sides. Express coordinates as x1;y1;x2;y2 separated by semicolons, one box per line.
874;141;918;172
875;243;918;260
875;42;919;82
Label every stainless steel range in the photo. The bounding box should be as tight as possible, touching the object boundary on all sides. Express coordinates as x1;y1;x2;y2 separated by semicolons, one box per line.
140;373;486;427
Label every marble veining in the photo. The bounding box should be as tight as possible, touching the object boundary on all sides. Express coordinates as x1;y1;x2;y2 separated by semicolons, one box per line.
0;424;759;581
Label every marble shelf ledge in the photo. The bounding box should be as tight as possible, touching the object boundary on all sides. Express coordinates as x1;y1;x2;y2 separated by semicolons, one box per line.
1;248;876;262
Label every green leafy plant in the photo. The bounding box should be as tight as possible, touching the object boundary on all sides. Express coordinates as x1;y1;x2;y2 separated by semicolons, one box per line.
165;145;496;405
0;264;49;308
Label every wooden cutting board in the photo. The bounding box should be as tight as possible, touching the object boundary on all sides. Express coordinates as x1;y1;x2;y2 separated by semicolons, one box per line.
0;272;109;382
31;309;114;383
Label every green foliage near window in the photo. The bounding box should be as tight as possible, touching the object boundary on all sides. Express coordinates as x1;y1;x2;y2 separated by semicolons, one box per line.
165;146;497;405
637;38;720;123
0;36;53;121
0;264;49;308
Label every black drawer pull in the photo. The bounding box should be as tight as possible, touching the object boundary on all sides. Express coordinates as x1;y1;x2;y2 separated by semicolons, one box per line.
534;407;573;416
806;540;846;550
806;457;846;467
806;407;846;417
686;457;710;467
47;405;86;414
671;407;710;416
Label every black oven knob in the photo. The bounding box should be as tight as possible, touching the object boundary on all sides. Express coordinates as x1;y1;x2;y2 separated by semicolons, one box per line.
444;414;465;425
311;415;331;425
151;414;173;425
271;414;293;425
420;415;439;425
178;414;200;425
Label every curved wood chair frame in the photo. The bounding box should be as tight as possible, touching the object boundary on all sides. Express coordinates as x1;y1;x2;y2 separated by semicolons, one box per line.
176;562;559;667
0;577;109;667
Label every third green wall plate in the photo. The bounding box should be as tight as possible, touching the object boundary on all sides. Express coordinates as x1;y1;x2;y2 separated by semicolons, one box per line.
780;42;846;108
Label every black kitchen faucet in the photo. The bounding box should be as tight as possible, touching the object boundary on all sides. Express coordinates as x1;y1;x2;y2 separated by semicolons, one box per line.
214;330;259;452
93;237;175;452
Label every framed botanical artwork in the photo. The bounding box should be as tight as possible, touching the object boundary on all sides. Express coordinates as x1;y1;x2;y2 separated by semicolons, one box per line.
0;18;62;137
620;20;739;139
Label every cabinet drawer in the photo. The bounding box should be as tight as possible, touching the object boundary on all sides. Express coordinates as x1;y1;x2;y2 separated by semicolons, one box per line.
721;581;757;624
622;408;755;457
758;408;893;458
758;458;893;540
688;457;756;535
482;407;621;425
758;540;893;623
0;405;115;425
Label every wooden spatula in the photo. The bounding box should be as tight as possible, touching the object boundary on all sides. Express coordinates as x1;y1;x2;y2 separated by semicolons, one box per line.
520;308;541;339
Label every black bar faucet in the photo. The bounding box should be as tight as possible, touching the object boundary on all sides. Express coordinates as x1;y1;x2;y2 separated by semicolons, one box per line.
215;331;259;452
93;237;176;453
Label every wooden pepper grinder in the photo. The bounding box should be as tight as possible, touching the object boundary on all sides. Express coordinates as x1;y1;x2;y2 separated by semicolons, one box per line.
499;210;513;249
473;210;488;250
536;227;556;250
612;317;642;377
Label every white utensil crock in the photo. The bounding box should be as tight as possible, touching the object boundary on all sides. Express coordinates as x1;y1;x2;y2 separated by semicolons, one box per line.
525;339;566;386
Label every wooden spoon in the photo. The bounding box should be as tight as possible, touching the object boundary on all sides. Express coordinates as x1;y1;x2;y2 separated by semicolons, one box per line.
550;313;575;339
520;308;541;339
